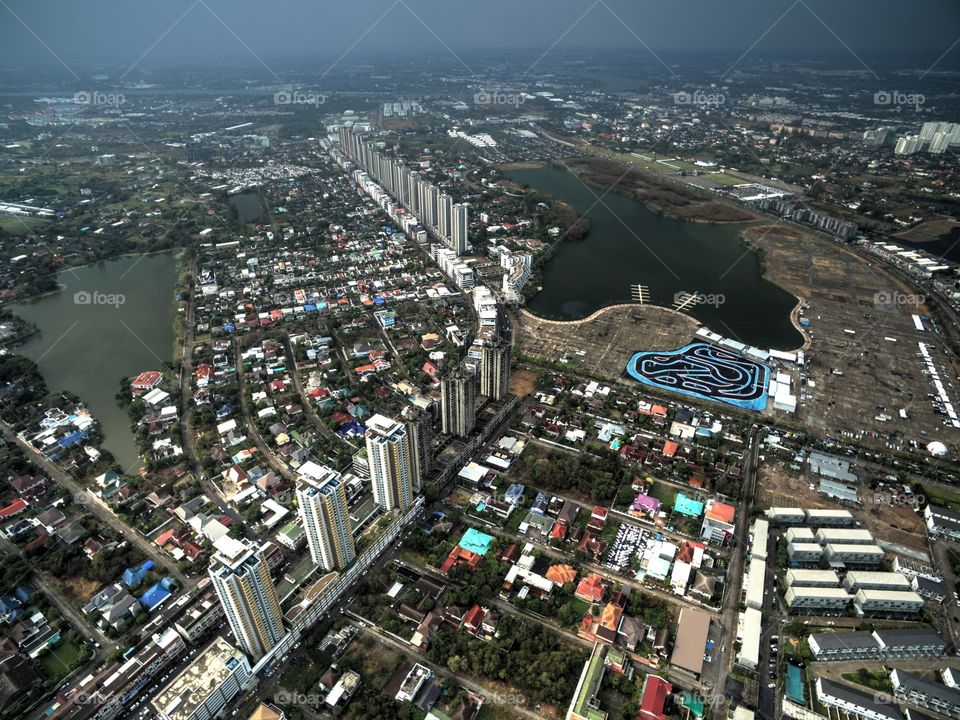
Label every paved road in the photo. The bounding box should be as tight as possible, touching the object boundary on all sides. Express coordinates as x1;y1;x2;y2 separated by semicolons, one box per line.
713;428;759;718
234;337;299;484
350;620;546;720
453;504;719;617
178;255;244;529
281;335;357;450
394;554;594;651
0;421;190;586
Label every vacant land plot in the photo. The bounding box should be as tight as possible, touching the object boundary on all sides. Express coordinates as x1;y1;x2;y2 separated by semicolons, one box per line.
755;461;928;552
744;224;960;452
516;304;699;379
509;367;539;397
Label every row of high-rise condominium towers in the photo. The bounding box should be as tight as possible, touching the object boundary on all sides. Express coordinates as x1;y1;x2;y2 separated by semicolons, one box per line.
208;341;510;661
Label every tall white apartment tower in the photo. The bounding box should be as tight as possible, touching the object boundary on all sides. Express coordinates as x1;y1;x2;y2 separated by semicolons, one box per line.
296;465;356;571
365;414;417;511
208;537;286;661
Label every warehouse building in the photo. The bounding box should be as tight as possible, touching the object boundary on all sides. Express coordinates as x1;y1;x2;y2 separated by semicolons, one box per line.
824;543;885;568
891;669;960;717
808;631;881;660
815;678;905;720
809;628;946;661
924;504;960;542
750;518;769;561
784;586;850;613
786;569;840;588
843;571;913;593
785;527;817;544
815;528;876;546
874;629;947;659
804;508;855;527
819;478;861;505
744;557;766;610
787;542;823;566
853;589;925;616
912;575;947;603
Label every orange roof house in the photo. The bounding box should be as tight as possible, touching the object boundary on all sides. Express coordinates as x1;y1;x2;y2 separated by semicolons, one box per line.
662;440;679;457
440;546;483;575
545;564;577;586
575;573;606;604
706;501;735;524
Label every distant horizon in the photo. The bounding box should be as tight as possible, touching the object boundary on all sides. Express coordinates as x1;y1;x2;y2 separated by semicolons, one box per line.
1;0;957;82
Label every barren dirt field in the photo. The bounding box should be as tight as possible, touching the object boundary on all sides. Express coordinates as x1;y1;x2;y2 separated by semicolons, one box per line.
745;224;960;451
755;461;928;552
515;304;699;378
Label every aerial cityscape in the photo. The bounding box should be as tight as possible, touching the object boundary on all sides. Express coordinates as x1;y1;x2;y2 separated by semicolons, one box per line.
1;1;960;720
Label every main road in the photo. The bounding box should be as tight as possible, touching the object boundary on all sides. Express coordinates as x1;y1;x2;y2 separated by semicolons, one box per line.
713;427;760;718
234;337;300;484
0;421;190;587
177;254;244;528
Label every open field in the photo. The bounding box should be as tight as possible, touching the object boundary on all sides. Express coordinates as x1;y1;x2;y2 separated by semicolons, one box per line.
743;224;960;451
704;172;747;186
0;215;51;232
756;459;928;552
516;304;699;379
509;367;539;397
38;638;87;684
894;217;960;244
564;156;757;223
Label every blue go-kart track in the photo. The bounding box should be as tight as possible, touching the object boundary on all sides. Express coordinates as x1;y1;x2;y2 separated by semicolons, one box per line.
625;341;770;411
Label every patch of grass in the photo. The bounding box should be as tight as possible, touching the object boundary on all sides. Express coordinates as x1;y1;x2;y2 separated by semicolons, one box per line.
920;482;960;511
705;173;746;186
38;638;87;684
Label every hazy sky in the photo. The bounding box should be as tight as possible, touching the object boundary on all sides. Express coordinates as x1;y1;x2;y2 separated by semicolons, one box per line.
1;0;958;77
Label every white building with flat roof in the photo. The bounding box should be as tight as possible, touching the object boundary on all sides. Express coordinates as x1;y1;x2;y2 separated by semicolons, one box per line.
785;569;839;588
824;543;884;568
152;637;251;720
744;557;766;610
785;587;850;613
750;519;768;561
785;527;816;544
853;589;925;616
787;542;823;565
815;528;875;545
736;607;762;669
804;508;855;526
842;572;912;593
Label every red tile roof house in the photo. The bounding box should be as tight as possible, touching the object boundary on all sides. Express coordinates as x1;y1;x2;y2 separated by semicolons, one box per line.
462;605;486;635
636;675;672;720
0;499;28;520
131;371;163;396
575;573;606;604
